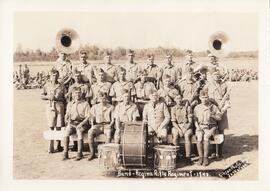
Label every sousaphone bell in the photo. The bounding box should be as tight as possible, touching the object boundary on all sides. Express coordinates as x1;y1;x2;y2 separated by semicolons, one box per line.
208;31;230;58
55;28;80;54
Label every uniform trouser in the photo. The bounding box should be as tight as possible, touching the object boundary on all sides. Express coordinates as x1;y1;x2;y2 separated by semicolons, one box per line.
149;126;168;143
196;125;217;158
88;124;112;155
114;122;125;144
49;127;62;152
172;124;193;157
63;125;88;155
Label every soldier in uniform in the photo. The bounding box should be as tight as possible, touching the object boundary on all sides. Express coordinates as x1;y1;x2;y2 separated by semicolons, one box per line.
76;50;96;84
171;95;193;164
205;71;231;158
100;51;118;83
194;90;230;166
162;53;182;85
143;91;171;143
178;67;200;108
143;54;163;88
114;91;140;143
65;70;91;103
110;67;136;105
41;68;66;153
125;49;142;83
55;52;73;86
157;75;179;109
87;92;115;160
90;68;112;105
134;71;157;119
62;87;91;161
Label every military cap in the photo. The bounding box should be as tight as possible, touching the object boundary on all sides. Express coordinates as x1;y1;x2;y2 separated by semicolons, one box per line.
185;66;194;74
104;51;112;57
199;89;209;97
73;86;82;92
127;49;135;56
96;67;105;74
98;91;108;98
117;66;126;74
79;49;88;55
73;69;82;76
166;53;173;58
50;68;59;76
174;94;183;101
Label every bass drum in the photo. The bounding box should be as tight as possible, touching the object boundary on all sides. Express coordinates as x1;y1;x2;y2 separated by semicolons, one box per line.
121;121;147;168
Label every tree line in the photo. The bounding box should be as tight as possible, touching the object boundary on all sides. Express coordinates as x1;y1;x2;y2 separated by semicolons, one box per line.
14;44;258;62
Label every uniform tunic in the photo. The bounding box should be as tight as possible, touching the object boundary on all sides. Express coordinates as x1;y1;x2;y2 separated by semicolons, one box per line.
100;63;118;83
42;81;66;127
91;81;112;104
56;58;73;84
76;62;96;84
126;62;142;82
110;81;136;101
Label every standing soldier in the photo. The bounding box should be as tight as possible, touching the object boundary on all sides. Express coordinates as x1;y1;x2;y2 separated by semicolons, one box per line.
125;49;142;83
62;87;91;161
114;91;140;143
90;68;112;105
143;92;171;143
87;92;115;161
162;53;182;85
65;70;91;103
76;50;96;84
55;52;73;86
41;68;66;153
110;67;136;105
194;90;230;166
144;54;163;88
100;51;118;84
171;95;193;164
157;75;179;109
205;71;231;158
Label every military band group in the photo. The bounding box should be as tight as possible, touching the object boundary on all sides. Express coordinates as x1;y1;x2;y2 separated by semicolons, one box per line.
39;49;233;167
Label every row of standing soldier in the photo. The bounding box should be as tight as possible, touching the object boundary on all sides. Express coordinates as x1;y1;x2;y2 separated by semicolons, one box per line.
41;49;231;166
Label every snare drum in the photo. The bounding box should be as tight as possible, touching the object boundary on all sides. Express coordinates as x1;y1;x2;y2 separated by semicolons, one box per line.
154;145;179;170
98;143;121;171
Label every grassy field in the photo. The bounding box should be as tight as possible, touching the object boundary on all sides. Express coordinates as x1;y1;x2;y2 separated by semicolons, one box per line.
13;58;258;180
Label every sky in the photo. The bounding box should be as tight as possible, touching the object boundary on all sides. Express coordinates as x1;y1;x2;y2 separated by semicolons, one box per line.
14;12;258;52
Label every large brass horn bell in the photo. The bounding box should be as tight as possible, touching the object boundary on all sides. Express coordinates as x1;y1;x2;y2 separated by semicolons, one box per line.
208;31;230;58
55;28;80;54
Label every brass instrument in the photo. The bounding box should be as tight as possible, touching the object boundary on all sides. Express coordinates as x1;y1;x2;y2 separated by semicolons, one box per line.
55;28;80;54
208;31;230;58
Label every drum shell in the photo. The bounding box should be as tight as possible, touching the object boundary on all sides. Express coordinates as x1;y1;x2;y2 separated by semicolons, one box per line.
98;143;121;171
121;122;147;168
154;145;179;170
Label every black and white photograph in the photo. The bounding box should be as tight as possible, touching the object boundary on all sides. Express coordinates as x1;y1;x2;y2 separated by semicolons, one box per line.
0;0;269;190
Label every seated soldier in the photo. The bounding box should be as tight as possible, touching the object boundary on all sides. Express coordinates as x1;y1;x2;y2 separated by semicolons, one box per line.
110;67;136;105
158;75;179;109
143;91;170;143
194;90;229;166
62;87;91;161
65;70;91;103
87;92;114;161
114;91;140;143
134;71;157;119
171;95;193;165
90;68;112;105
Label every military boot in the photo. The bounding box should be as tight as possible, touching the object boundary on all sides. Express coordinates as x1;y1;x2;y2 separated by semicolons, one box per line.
55;140;63;152
75;139;83;161
88;143;95;161
203;141;210;166
48;140;54;154
62;137;69;161
196;142;204;165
